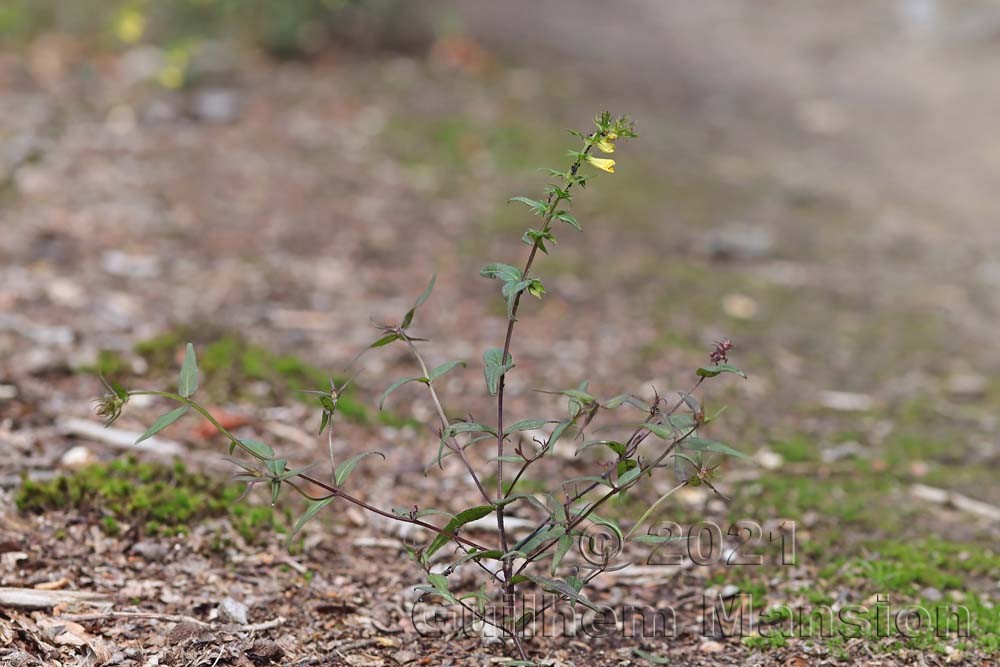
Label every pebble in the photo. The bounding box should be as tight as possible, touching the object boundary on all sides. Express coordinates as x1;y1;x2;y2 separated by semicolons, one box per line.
699;640;725;653
218;596;249;625
60;446;98;469
756;449;784;470
946;373;987;400
722;293;758;320
921;587;943;602
703;223;776;261
721;584;741;598
190;87;242;124
817;390;873;412
130;541;170;562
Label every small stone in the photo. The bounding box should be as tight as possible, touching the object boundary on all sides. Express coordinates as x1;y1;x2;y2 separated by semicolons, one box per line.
721;584;741;598
722;293;758;320
217;596;249;625
946;373;987;400
921;587;943;602
130;541;169;562
821;440;863;463
190;87;242;124
699;640;725;653
703;223;775;261
756;449;783;470
101;251;161;279
391;650;417;665
60;446;98;469
817;390;873;412
0;384;17;400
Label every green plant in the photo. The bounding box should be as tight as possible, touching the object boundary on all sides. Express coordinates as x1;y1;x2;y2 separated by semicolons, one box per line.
98;112;750;664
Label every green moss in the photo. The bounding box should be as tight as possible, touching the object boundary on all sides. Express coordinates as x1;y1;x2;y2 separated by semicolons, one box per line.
76;349;130;376
16;456;281;544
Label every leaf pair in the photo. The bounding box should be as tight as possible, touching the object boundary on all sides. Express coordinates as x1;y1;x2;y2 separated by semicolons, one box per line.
135;343;198;444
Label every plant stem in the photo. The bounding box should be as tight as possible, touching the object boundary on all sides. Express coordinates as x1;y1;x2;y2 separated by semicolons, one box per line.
405;340;492;505
492;135;597;641
127;390;490;552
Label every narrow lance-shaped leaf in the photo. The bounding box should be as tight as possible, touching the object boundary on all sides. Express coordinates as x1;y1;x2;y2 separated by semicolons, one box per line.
524;574;599;611
681;437;755;461
696;363;747;379
239;438;275;460
286;496;334;547
378;376;424;410
178;343;199;398
480;263;522;283
401;274;436;329
334;450;385;486
369;332;401;349
427;360;465;382
507;196;547;215
550;534;574;575
135;407;188;444
504;419;549;436
424;505;495;561
483;348;514;396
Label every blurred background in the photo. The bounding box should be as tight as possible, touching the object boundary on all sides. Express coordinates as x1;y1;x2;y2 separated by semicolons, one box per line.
1;0;998;659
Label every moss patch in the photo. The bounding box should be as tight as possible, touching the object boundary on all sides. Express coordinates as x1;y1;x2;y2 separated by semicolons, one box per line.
16;456;284;543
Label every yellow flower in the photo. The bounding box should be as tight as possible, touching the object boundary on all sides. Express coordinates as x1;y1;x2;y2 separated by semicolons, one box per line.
606;131;618;140
596;138;616;153
114;8;146;44
586;156;616;173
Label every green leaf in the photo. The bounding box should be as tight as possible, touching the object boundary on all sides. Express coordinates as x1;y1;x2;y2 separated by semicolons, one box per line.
508;196;547;215
178;343;199;398
522;228;556;254
427;360;465;382
241;438;275;460
554;211;581;231
550;534;574;575
402;274;436;329
601;393;648;410
480;263;522;283
559;389;596;404
287;496;334;547
424;505;495;561
483;348;514;396
546;420;573;453
681;437;754;461
424;573;457;603
449;549;504;568
633;648;670;665
588;514;624;544
504;419;548;436
489;455;525;463
501;279;532;318
436;422;497;469
575;440;627;457
335;450;385;486
516;526;565;555
369;332;401;349
697;363;747;379
618;466;643;486
524;574;599;611
135;407;188;444
414;273;436;308
378;376;423;410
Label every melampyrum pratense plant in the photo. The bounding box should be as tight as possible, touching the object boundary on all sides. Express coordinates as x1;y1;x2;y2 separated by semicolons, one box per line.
97;112;750;664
